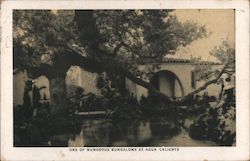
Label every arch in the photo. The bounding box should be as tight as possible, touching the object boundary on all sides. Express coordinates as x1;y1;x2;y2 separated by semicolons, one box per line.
150;70;184;98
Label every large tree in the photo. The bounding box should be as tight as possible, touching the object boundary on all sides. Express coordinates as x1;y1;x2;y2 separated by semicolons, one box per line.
15;10;224;112
73;10;208;103
14;10;79;112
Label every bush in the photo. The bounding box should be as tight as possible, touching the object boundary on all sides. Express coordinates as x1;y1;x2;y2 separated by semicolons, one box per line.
109;95;142;120
139;94;178;119
150;117;181;137
189;100;236;145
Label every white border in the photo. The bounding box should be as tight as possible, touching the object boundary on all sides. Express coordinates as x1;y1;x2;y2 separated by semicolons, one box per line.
1;0;249;160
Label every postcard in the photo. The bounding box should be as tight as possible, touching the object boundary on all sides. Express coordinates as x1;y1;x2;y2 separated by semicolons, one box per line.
1;0;249;160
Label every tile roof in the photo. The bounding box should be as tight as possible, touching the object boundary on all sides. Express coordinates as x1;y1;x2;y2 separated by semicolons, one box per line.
161;58;221;65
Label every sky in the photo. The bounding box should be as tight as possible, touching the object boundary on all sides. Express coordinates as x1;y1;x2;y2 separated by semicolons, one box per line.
168;9;235;62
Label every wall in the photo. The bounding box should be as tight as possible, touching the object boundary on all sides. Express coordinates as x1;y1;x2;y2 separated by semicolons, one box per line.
174;79;183;98
13;70;50;106
13;64;226;106
34;76;50;101
196;72;234;98
13;66;101;106
125;79;148;100
125;63;193;100
158;72;175;97
66;66;83;96
13;70;28;106
81;69;100;95
125;63;225;100
66;66;100;97
159;63;194;95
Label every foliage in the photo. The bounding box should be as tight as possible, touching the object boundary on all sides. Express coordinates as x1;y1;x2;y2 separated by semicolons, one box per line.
109;95;141;120
67;88;108;112
67;85;183;121
96;74;108;89
75;10;207;79
193;64;214;82
189;90;236;145
139;94;179;119
210;40;235;70
13;10;77;75
13;10;212;112
150;117;181;137
14;101;81;146
194;40;235;81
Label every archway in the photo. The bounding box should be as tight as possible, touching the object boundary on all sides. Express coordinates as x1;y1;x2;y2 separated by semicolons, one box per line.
150;70;184;98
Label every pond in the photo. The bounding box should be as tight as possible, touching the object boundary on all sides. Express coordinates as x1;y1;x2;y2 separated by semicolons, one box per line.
49;118;217;147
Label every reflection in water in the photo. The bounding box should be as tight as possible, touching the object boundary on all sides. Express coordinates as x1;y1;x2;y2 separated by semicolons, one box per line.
50;118;216;147
70;119;111;147
149;128;217;146
136;121;152;143
67;119;152;147
109;120;152;146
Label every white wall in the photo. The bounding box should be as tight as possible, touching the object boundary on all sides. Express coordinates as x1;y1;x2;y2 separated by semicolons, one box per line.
13;70;50;106
66;66;101;97
125;79;148;100
13;64;225;106
159;63;194;95
34;76;50;100
174;79;183;98
196;72;235;98
125;63;225;100
13;70;28;106
81;69;100;95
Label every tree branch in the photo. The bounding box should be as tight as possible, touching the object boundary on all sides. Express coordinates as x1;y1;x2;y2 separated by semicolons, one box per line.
112;42;124;56
56;46;230;105
174;62;229;104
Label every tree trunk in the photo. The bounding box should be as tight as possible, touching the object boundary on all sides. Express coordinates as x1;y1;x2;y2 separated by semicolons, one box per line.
48;76;67;114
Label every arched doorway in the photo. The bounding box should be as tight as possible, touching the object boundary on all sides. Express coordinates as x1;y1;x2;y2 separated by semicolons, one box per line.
150;70;184;98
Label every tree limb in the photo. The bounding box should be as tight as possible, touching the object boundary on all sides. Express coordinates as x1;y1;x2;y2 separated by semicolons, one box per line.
65;46;231;104
112;42;124;56
45;45;230;105
174;62;229;104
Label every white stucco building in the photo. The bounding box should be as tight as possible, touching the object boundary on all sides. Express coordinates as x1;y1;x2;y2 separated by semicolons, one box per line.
126;58;223;100
13;58;225;106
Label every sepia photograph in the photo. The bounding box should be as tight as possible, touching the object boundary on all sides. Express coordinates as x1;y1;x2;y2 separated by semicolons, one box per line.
1;0;249;160
13;9;236;147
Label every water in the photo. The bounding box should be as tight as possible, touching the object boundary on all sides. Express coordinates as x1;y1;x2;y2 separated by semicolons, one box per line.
147;128;217;146
49;118;217;147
